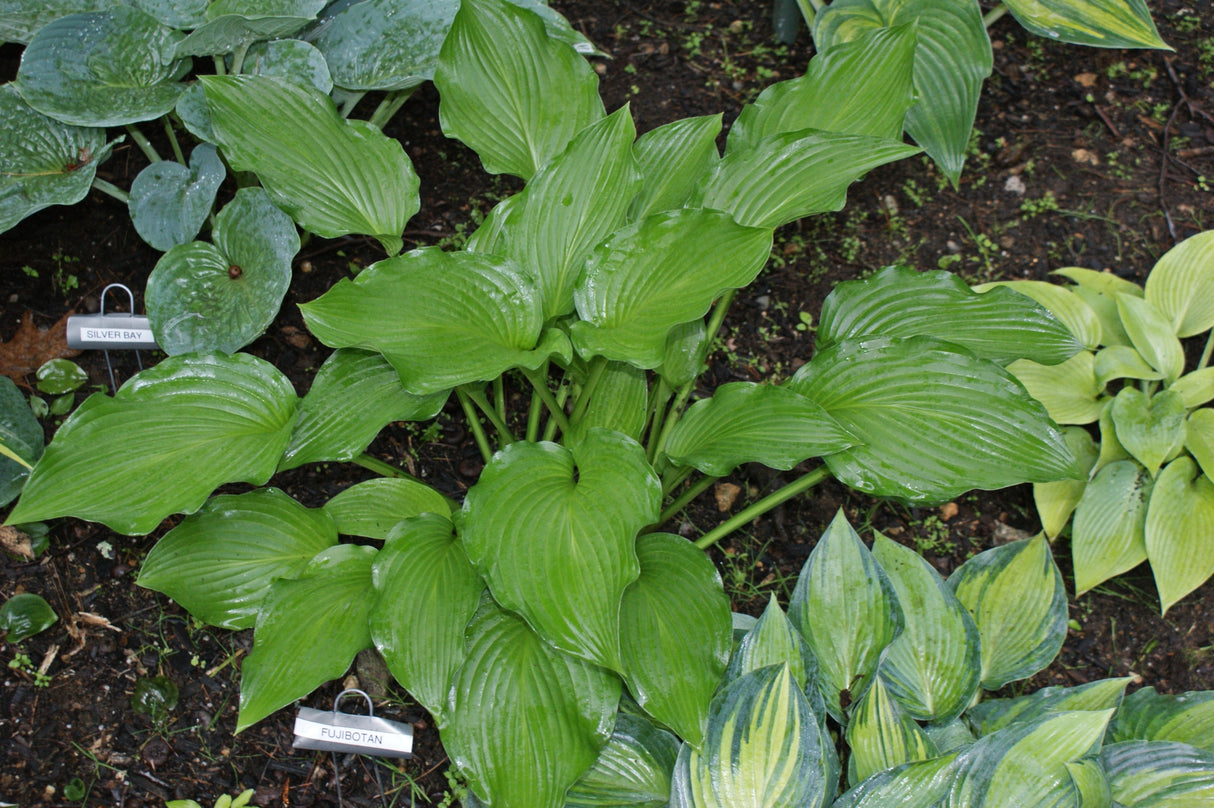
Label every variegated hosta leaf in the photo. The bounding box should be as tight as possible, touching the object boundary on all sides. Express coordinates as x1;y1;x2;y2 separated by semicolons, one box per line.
922;719;976;755
975;279;1102;351
724;595;818;693
788;510;902;722
445;603;621;808
323;478;452;540
566;711;681;808
629;115;722;220
137;488;338;630
966;677;1131;737
831;754;960;808
947;536;1067;690
662;383;855;476
459;430;661;669
1145;456;1214;613
1116;294;1185;383
1066;758;1114;807
1007;352;1103;425
1033;426;1099;539
1145;230;1214;337
1110;387;1186;477
1071;460;1152;596
1003;0;1167;49
1108;687;1214;753
563;362;649;447
845;674;937;787
871;535;981;724
1102;740;1214;806
618;533;732;749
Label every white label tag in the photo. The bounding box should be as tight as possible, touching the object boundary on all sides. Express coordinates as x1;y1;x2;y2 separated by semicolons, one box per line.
292;707;413;758
81;327;154;343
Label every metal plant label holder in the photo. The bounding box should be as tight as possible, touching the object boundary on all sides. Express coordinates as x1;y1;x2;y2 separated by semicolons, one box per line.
65;283;158;391
293;689;414;758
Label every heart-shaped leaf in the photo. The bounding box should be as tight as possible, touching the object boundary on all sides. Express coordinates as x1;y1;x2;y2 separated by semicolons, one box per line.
323;478;452;540
312;0;458;91
0;377;44;507
176;1;326;57
1008;352;1103;425
845;674;937;787
1071;460;1151;596
0;593;57;643
1146;456;1214;613
1111;387;1186;477
1108;686;1214;752
1145;230;1214;338
630;115;722;220
566;711;680;808
129;143;226;251
242;39;333;93
1003;0;1168;49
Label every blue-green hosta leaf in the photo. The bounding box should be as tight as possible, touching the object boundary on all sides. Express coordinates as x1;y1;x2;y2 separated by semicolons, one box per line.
832;754;960;808
0;0;119;44
1094;345;1164;386
571;210;773;368
1071;460;1151;596
698;129;919;228
1007;352;1103;425
0;85;111;234
846;674;937;787
370;514;482;722
323;478;452;540
434;0;604;180
237;544;376;730
724;595;818;693
788;510;903;722
814;0;992;186
7;353;297;534
0;593;57;643
0;376;43;507
243;39;333;94
137;488;338;630
564;361;648;447
311;0;456;91
176;1;327;57
729;22;917;150
301;248;561;395
618;533;732;748
203;74;418;255
1033;426;1099;539
279;349;447;471
663;383;855;476
130;0;208;28
789;335;1081;503
922;719;976;754
1171;368;1214;410
1111;387;1186;477
670;664;834;808
15;7;189;127
460;430;660;669
1145;230;1214;338
128;143;225;251
445;603;621;808
1108;687;1214;753
975;279;1103;351
871;535;980;724
1117;294;1184;383
629;115;722;220
947;536;1067;690
146;188;299;355
1186;409;1214;481
821;266;1084;365
566;711;680;808
1003;0;1168;49
1102;740;1214;807
966;677;1131;736
1145;456;1214;613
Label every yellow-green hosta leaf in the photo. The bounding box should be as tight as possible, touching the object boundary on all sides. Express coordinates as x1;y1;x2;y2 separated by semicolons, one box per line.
845;674;937;787
566;711;681;808
629;114;722;220
966;677;1131;736
1109;687;1214;753
1117;294;1184;383
322;478;452;540
1003;0;1168;49
1146;229;1214;336
1170;368;1214;409
1008;352;1103;425
1185;409;1214;480
1095;345;1164;386
1096;397;1132;470
1102;741;1214;807
1072;285;1132;347
975;279;1102;352
1034;426;1099;538
1071;460;1151;596
1055;266;1144;298
1111;387;1186;477
1145;456;1214;613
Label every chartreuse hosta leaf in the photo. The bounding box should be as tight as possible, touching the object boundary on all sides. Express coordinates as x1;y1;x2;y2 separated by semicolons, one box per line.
1095;345;1165;387
821;266;1084;366
1008;352;1103;425
7;353;297;534
788;510;902;722
301;248;563;395
138;489;337;630
618;533;732;748
445;602;621;808
566;711;680;808
311;0;457;91
238;544;377;731
1109;687;1214;752
1034;426;1099;539
724;596;819;695
1172;368;1214;410
966;677;1131;736
947;536;1067;690
629;115;722;220
434;0;603;180
147;188;299;355
1102;741;1214;806
175;1;326;57
1117;294;1185;383
1145;456;1214;613
564;361;648;447
203;75;418;255
975;279;1103;352
814;0;992;186
279;349;447;471
789;335;1081;503
1186;409;1214;480
1003;0;1168;49
670;664;834;808
571;210;773;368
845;674;937;787
323;478;452;540
663;382;855;477
369;514;482;722
1071;459;1151;595
1111;387;1186;477
871;535;980;724
129;143;225;251
1097;397;1133;469
15;7;189;127
1146;230;1214;336
0;376;43;507
460;430;660;669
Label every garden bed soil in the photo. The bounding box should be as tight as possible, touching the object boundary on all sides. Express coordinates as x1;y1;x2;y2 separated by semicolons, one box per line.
2;1;1213;805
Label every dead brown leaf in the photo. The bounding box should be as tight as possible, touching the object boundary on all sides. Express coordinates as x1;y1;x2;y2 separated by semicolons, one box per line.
0;524;35;559
0;311;81;382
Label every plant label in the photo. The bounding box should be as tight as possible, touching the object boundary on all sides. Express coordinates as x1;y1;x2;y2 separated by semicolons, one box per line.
292;706;414;758
66;314;159;350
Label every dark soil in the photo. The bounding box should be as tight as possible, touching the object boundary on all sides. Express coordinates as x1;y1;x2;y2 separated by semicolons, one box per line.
3;1;1213;806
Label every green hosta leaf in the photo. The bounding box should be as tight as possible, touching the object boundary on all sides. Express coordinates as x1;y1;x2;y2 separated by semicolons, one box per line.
312;0;457;91
564;361;648;447
147;188;299;355
571;210;773;368
1102;741;1214;807
301;249;558;395
279;349;447;471
724;595;818;693
138;489;338;630
846;674;937;787
370;514;482;722
7;353;297;534
1110;387;1186;477
1145;230;1214;337
1109;688;1214;753
788;511;902;721
1003;0;1168;49
1094;345;1164;386
832;754;960;808
618;533;732;748
821;266;1084;365
566;711;680;808
0;593;58;643
658;320;709;389
1145;456;1214;613
871;535;980;724
323;478;452;540
1033;426;1098;538
1082;433;1152;537
460;430;660;669
434;0;603;179
789;335;1080;503
629;115;722;220
670;664;833;808
975;279;1102;351
947;536;1067;690
1117;294;1184;383
0;377;43;507
698;129;919;228
1185;409;1214;480
814;0;992;186
243;39;333;94
663;383;855;476
237;544;377;730
966;677;1131;736
1171;368;1214;410
203;75;418;255
1008;352;1103;425
0;85;111;234
445;603;621;808
176;1;326;57
129;143;226;251
0;1;119;44
729;23;917;150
